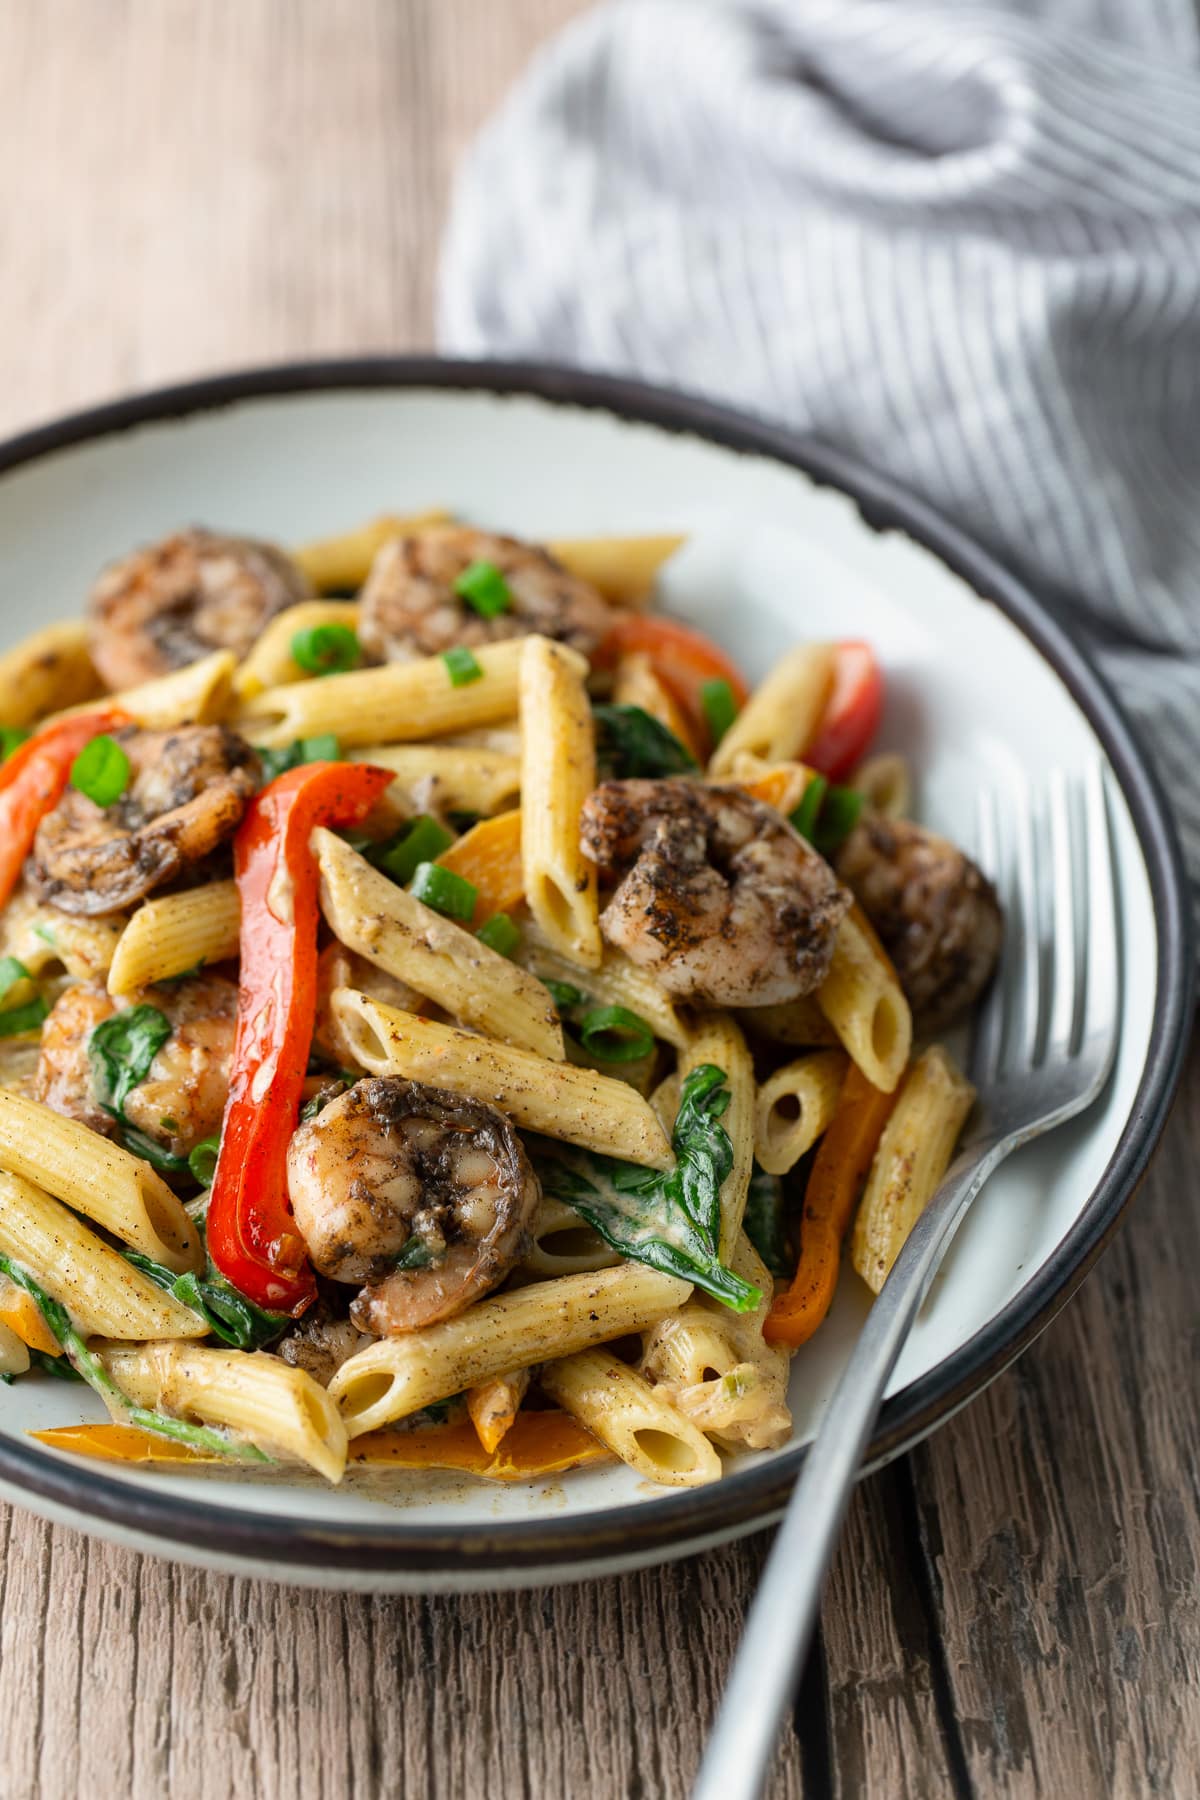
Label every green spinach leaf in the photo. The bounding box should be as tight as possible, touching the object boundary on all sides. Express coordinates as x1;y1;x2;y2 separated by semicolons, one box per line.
592;704;698;781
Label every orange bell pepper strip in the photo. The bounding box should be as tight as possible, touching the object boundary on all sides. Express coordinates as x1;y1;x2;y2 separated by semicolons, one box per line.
435;808;524;924
0;1284;62;1356
0;707;131;908
31;1411;612;1481
205;759;395;1314
764;1062;898;1348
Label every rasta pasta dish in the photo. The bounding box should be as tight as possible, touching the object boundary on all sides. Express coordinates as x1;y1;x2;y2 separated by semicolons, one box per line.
0;511;1003;1492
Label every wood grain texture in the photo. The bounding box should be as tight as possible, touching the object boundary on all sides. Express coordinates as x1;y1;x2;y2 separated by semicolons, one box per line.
0;4;1196;1797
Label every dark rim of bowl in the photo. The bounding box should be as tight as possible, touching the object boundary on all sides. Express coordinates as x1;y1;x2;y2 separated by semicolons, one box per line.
0;357;1191;1579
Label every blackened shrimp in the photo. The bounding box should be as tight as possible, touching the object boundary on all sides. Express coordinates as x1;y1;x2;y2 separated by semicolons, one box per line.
835;815;1003;1030
286;1078;541;1334
357;525;612;661
88;528;311;690
580;778;852;1007
30;724;259;915
34;973;237;1160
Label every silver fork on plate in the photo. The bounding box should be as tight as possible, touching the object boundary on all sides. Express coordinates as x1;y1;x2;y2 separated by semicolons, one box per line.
693;762;1121;1800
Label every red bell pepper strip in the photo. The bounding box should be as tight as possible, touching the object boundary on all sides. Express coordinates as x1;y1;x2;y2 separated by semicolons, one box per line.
206;760;394;1313
592;616;750;757
0;708;132;908
803;641;883;782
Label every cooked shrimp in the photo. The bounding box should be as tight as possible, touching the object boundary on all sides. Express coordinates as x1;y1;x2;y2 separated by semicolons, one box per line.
30;724;259;916
34;973;237;1160
277;1305;373;1387
357;526;612;661
580;778;851;1007
836;815;1003;1030
88;528;311;690
286;1077;541;1334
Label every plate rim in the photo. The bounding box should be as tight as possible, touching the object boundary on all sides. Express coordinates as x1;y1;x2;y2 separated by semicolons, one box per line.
0;354;1192;1579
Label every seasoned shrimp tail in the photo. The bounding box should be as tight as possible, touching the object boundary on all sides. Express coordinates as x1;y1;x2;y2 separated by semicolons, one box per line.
286;1077;541;1334
580;778;851;1008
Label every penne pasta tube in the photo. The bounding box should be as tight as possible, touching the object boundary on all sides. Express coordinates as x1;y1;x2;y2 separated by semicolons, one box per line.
54;650;237;729
331;990;673;1169
851;753;911;819
107;880;240;994
519;635;602;968
313;829;563;1060
0;1090;202;1272
99;1342;348;1483
2;893;127;983
233;599;361;700
612;652;702;760
851;1045;976;1294
708;643;836;777
648;1070;681;1138
0;622;101;726
352;742;521;817
548;534;686;607
520;1196;621;1277
540;1349;721;1487
679;1012;754;1256
466;1367;531;1454
753;1049;848;1176
239;638;527;749
735;997;840;1049
517;917;689;1049
329;1264;693;1436
818;906;912;1094
0;1318;30;1377
292;508;451;593
0;1172;207;1340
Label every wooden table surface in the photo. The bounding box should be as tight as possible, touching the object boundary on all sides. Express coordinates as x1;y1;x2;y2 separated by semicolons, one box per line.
1;5;1197;1796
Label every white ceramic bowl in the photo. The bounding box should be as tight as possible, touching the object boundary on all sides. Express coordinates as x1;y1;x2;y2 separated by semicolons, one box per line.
0;362;1190;1591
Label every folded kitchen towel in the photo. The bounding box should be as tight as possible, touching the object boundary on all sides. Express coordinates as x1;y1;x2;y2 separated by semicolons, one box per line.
439;0;1200;930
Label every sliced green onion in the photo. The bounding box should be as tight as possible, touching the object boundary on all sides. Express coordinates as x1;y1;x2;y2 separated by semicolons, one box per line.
393;1234;438;1271
811;784;865;856
370;815;455;886
577;1004;655;1063
69;734;131;807
0;955;30;1005
257;735;341;783
188;1136;221;1187
409;861;478;922
790;774;829;844
290;623;361;676
0;997;47;1038
453;560;512;619
700;678;739;746
476;912;520;957
442;645;483;687
542;978;586;1014
300;733;339;763
0;726;30;763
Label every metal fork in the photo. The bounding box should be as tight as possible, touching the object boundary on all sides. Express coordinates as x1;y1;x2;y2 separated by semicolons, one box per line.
693;762;1121;1800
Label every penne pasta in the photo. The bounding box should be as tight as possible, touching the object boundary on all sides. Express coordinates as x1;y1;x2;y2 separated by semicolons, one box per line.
540;1350;721;1487
331;990;673;1168
817;906;912;1094
735;996;839;1049
520;1196;621;1277
239;638;526;749
107;880;240;994
233;599;361;700
353;742;521;817
329;1264;693;1436
0;622;101;726
612;652;702;760
517;917;689;1049
292;509;451;593
99;1341;348;1483
851;1044;975;1294
54;650;237;729
519;635;602;968
679;1012;755;1256
466;1367;531;1455
548;533;685;607
851;752;911;819
708;643;836;777
753;1049;848;1176
0;1171;207;1340
1;890;128;983
313;829;564;1060
0;1089;202;1272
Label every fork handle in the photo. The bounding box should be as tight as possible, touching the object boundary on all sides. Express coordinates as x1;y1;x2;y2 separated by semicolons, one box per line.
692;1139;1004;1800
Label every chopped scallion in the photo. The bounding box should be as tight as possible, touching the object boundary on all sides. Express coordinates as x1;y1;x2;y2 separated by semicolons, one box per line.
290;623;361;676
0;726;29;763
453;560;512;619
370;815;455;886
700;678;738;746
69;734;131;807
577;1004;655;1063
789;774;828;844
476;912;520;957
409;861;478;922
442;645;483;687
187;1136;221;1187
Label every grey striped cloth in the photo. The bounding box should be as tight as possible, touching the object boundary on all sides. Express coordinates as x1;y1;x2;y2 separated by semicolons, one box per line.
439;0;1200;927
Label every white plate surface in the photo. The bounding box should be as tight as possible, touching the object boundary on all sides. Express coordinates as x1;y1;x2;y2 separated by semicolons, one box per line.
0;374;1182;1589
